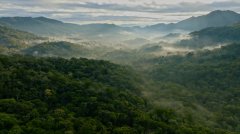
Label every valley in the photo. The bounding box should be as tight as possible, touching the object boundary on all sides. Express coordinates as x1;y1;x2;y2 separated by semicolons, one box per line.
0;8;240;134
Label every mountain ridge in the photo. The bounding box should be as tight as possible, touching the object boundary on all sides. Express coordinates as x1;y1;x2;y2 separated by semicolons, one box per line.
0;10;240;37
177;22;240;48
145;10;240;32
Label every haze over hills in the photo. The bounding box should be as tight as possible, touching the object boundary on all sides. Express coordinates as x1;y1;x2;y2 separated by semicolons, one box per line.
176;10;240;30
191;23;240;42
0;10;240;39
1;10;240;58
1;4;240;133
0;25;44;49
0;16;129;41
144;10;240;32
0;17;79;35
178;22;240;48
0;17;127;43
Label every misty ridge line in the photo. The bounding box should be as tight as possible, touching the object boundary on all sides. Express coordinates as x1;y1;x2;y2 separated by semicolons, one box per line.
1;9;240;57
1;9;239;38
1;0;240;25
0;10;238;27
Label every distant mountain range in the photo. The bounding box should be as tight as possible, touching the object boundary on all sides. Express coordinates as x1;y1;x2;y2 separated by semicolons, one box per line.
0;17;78;35
0;10;240;38
0;17;127;39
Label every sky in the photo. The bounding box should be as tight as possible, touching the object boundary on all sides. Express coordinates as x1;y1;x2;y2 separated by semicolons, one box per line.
0;0;240;26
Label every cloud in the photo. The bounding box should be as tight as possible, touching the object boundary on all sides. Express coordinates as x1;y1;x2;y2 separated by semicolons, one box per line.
0;0;240;25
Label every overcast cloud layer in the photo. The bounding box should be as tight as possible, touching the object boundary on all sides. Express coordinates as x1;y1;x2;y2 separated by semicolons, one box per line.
0;0;240;25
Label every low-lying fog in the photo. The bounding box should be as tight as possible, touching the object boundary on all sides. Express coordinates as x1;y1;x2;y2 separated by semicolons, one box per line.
45;31;194;56
21;29;231;65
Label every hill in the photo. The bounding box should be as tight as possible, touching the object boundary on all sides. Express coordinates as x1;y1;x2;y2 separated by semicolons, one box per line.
0;25;42;48
0;17;126;38
142;43;240;133
0;17;80;35
0;55;217;134
149;43;240;88
191;23;240;42
22;41;90;58
178;23;240;48
146;10;240;32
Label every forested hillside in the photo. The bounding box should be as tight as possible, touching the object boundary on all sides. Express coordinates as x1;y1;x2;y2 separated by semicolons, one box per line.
191;23;240;42
150;43;240;89
0;55;222;134
142;43;240;133
178;23;240;48
0;25;42;48
22;41;90;58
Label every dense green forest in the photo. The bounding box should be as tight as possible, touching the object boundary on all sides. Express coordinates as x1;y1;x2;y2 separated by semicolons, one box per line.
0;30;240;134
1;10;240;134
149;43;240;89
0;55;224;134
141;43;240;133
1;42;240;134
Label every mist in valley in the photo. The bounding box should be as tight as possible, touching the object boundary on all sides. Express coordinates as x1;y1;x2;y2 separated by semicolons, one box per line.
1;0;240;133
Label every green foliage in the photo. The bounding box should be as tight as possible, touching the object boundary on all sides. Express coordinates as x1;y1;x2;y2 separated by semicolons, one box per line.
1;43;239;133
145;43;240;133
0;55;205;134
150;43;240;89
22;41;91;58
